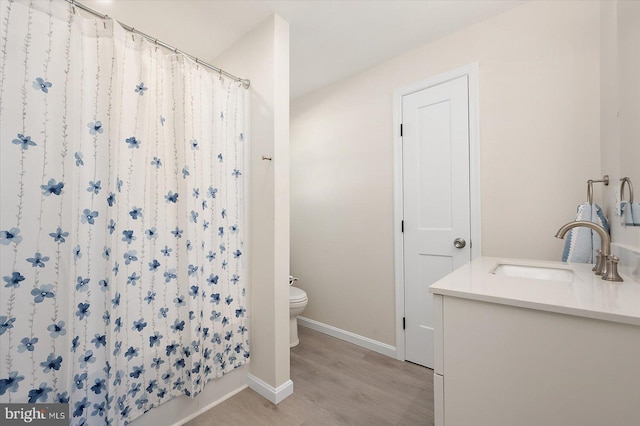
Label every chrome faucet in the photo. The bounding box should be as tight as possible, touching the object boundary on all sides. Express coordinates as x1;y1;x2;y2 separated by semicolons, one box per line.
554;220;623;282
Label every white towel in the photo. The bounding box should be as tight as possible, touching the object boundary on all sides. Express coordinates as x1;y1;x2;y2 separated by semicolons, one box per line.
562;203;610;263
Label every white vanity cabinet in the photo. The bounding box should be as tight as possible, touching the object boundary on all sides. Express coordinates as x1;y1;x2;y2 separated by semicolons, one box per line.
430;257;640;426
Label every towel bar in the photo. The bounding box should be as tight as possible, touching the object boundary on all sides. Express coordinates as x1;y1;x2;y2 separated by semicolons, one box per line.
587;175;609;205
620;177;634;204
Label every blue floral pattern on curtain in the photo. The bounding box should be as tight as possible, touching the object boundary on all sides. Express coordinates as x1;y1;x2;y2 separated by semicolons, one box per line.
0;1;249;424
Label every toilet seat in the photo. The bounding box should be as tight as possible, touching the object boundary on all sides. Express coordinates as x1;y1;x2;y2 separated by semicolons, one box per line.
289;286;307;303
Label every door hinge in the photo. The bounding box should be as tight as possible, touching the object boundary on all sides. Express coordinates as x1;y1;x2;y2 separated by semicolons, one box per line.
402;317;406;330
401;220;404;233
400;123;403;137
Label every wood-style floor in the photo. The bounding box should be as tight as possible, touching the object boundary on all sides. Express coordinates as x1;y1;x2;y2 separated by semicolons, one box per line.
186;326;434;425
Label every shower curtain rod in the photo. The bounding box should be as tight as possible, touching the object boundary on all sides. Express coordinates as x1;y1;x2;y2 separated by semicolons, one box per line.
65;0;251;89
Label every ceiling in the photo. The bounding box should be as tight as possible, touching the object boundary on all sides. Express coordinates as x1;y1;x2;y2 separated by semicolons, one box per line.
82;0;525;99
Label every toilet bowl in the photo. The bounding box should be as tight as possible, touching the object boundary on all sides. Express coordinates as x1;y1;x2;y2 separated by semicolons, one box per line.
289;286;308;347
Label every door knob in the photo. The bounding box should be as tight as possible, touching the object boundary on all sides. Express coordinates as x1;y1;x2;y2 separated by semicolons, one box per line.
454;238;466;249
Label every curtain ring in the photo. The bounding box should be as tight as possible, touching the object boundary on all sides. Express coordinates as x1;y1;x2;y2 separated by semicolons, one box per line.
219;69;223;81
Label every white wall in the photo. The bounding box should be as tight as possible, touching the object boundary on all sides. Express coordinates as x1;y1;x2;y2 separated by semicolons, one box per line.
215;14;292;399
291;0;601;346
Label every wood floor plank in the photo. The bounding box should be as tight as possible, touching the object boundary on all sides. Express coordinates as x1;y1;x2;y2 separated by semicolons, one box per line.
186;326;434;425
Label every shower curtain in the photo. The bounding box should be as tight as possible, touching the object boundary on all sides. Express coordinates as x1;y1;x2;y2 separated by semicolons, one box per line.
0;1;249;424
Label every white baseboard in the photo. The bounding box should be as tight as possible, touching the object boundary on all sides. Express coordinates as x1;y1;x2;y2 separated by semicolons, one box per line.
297;316;397;358
247;374;294;405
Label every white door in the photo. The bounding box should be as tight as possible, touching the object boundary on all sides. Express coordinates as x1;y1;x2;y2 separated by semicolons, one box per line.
402;75;472;368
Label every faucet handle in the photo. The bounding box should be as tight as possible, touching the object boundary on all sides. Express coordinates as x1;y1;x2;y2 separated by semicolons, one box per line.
602;255;623;282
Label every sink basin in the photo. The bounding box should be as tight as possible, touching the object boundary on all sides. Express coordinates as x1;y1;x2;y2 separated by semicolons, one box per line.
491;263;574;282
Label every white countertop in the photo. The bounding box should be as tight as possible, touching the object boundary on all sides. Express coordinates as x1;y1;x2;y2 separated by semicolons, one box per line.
429;257;640;326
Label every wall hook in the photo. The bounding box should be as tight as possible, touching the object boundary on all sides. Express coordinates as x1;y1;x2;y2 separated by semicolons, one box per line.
620;177;634;203
261;156;272;161
586;175;609;204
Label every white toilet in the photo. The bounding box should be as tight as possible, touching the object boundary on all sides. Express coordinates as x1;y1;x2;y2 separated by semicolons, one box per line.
289;283;308;348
